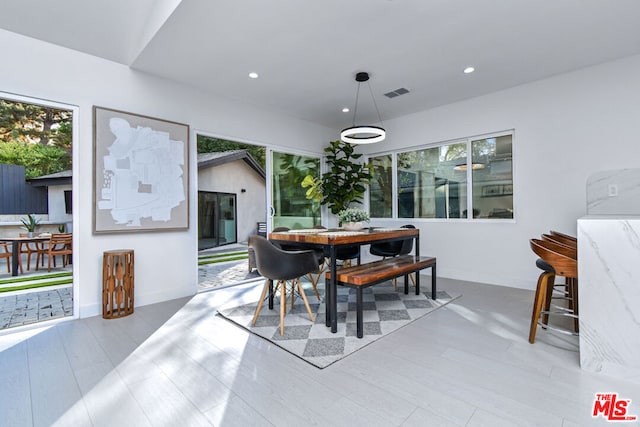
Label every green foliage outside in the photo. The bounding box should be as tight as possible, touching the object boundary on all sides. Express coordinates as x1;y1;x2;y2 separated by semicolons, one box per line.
197;135;266;169
0;141;71;179
0;98;72;178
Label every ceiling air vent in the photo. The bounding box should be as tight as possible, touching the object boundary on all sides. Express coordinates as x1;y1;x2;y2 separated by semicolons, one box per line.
384;87;410;98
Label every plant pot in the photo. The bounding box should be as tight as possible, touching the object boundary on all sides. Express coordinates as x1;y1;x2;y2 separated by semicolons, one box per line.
343;222;363;231
27;232;35;238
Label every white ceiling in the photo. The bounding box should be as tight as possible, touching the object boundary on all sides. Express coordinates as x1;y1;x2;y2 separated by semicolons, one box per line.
2;0;640;129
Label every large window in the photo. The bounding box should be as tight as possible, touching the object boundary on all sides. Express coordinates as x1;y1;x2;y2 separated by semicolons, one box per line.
397;142;468;219
471;134;513;219
367;131;513;220
369;154;392;218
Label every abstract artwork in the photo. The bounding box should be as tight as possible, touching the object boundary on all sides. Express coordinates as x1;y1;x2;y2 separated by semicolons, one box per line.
93;106;189;233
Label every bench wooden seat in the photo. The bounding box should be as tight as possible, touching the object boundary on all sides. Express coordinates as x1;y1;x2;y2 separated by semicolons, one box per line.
326;255;437;338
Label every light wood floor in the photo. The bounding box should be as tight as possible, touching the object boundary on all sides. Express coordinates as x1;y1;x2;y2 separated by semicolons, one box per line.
0;277;638;426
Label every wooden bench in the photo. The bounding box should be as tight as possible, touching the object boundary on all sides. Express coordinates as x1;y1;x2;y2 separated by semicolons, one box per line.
326;255;437;338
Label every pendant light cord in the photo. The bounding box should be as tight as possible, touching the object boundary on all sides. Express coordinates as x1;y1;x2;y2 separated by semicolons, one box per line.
352;80;384;127
367;81;384;127
352;83;361;127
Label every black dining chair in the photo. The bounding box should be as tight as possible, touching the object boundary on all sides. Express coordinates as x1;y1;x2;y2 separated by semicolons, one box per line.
249;236;319;335
369;224;416;288
271;226;324;300
314;225;361;268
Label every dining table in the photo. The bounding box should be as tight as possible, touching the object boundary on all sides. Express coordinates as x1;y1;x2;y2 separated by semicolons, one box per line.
269;227;420;333
0;235;50;276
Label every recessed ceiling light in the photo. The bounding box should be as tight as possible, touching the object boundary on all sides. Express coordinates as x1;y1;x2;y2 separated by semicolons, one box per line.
463;67;475;74
248;72;259;79
342;107;350;113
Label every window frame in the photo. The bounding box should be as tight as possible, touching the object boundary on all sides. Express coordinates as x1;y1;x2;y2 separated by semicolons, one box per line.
366;129;515;222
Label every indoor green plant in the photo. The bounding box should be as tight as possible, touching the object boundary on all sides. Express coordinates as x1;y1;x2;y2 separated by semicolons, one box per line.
302;140;371;214
20;214;40;237
338;207;370;230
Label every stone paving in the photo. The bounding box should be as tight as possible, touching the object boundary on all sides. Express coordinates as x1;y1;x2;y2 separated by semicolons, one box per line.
198;243;262;291
0;287;73;329
198;259;261;291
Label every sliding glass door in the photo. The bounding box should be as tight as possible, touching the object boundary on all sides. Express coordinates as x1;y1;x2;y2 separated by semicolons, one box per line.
270;151;321;230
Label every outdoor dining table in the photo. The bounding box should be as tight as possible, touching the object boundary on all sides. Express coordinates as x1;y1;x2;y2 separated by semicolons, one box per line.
269;227;420;333
0;235;50;276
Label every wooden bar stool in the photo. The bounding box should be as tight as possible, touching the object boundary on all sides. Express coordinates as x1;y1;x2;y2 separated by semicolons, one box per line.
529;238;578;343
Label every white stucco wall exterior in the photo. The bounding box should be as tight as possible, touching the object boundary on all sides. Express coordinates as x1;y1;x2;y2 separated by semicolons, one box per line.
47;185;73;225
198;160;266;243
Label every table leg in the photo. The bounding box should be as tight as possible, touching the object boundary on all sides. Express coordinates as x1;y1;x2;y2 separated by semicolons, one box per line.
329;246;338;332
431;264;437;300
11;241;19;276
414;235;420;295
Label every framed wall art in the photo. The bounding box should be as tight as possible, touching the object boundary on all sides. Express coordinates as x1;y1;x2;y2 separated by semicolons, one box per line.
93;106;189;233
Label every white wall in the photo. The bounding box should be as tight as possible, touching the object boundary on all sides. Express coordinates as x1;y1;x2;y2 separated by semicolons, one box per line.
0;29;333;317
198;160;266;243
362;53;640;289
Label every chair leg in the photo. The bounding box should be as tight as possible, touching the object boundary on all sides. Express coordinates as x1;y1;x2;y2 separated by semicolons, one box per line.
306;269;322;301
251;279;271;326
297;279;315;322
280;280;286;336
541;273;556;326
529;272;553;343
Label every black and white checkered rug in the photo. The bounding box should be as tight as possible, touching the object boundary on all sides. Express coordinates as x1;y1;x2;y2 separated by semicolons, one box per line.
217;280;460;368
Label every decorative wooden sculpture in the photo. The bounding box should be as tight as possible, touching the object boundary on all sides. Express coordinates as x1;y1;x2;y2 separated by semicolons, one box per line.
102;249;134;318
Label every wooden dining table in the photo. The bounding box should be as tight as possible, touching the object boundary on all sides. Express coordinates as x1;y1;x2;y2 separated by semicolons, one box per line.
269;227;420;333
0;235;50;276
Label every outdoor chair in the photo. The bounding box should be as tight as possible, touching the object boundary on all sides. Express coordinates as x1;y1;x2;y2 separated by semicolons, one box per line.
19;233;47;271
1;242;20;274
47;233;72;272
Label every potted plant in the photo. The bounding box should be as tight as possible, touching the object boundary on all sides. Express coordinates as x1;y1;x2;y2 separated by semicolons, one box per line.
301;140;371;216
338;207;370;230
21;214;40;237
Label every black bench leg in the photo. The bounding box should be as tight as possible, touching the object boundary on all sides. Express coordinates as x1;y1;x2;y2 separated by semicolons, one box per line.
431;264;437;300
415;270;420;295
356;288;363;338
404;274;409;294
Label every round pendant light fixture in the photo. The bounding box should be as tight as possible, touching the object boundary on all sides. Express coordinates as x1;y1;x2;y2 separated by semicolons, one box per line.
341;72;386;144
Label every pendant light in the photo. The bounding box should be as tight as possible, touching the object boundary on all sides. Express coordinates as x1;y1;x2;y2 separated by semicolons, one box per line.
341;72;386;144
